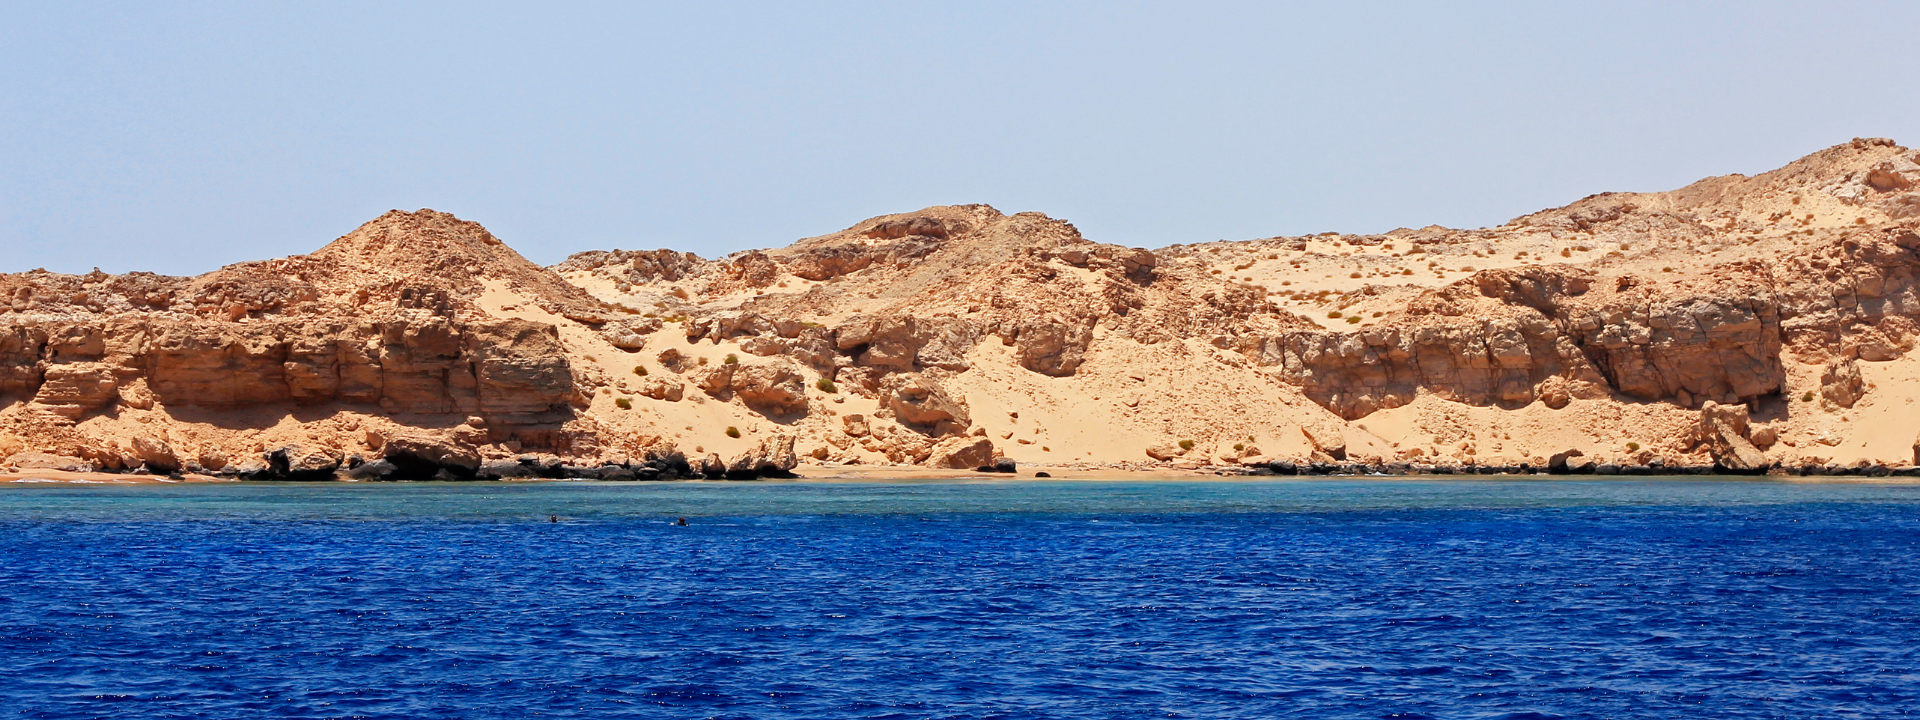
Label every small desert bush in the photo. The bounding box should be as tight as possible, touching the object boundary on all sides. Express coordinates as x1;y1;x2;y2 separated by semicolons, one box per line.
816;377;837;393
614;397;632;410
633;365;647;376
1802;391;1815;402
1626;442;1641;452
1345;316;1360;324
1327;311;1343;319
1178;439;1196;451
723;354;738;365
725;426;741;438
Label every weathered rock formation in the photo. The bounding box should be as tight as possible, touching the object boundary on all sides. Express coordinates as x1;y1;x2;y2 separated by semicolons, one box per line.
1697;401;1767;473
0;211;600;479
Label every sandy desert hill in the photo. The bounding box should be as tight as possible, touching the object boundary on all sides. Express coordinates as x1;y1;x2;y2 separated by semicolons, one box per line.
5;138;1920;479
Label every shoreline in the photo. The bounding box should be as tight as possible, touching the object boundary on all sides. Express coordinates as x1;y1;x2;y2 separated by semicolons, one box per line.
6;467;1919;486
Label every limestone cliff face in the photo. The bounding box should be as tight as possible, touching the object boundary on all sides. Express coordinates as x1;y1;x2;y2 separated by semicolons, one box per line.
3;317;571;423
1222;144;1920;421
1243;265;1795;419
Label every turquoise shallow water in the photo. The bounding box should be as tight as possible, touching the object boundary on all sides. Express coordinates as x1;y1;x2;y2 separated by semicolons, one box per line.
2;478;1918;718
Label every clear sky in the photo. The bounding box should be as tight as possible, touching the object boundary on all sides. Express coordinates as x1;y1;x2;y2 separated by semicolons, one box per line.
4;1;1918;275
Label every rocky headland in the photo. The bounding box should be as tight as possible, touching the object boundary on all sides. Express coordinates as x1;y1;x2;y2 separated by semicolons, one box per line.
7;138;1920;480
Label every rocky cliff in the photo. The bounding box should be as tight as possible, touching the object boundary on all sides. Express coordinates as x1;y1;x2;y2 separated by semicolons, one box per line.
8;139;1920;479
0;212;594;479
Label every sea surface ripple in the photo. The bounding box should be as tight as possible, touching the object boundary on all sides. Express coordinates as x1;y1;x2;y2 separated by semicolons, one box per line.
1;478;1917;719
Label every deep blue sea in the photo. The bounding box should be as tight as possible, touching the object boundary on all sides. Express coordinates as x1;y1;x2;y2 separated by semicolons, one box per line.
2;478;1918;719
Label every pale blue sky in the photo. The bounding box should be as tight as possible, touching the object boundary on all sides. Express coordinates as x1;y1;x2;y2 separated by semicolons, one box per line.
4;1;1917;275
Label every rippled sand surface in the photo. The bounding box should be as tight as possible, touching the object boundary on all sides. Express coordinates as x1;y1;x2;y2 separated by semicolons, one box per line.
2;479;1916;718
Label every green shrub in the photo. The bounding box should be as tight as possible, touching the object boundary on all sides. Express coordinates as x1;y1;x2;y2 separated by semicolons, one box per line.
816;377;838;393
1801;391;1815;402
1178;439;1195;451
725;426;741;438
1626;441;1641;452
1327;311;1343;319
723;354;739;365
1345;316;1361;324
633;365;648;376
1232;443;1245;452
614;397;632;409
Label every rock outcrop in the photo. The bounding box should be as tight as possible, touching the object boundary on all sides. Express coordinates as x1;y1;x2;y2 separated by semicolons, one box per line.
1699;402;1767;473
725;435;798;478
1820;359;1867;409
0;210;598;481
380;433;483;479
5;317;574;425
881;375;970;435
927;437;995;469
